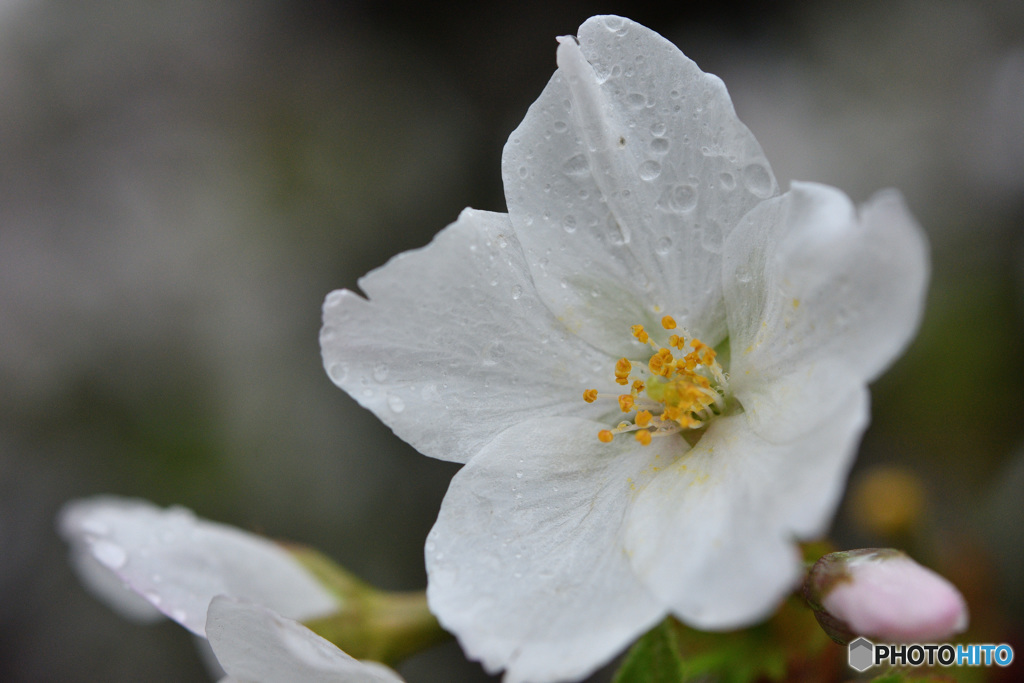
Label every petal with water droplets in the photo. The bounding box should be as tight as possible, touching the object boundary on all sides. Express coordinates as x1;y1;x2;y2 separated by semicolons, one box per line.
59;497;338;636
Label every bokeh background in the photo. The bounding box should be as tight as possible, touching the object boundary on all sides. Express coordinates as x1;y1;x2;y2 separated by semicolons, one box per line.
2;1;1022;680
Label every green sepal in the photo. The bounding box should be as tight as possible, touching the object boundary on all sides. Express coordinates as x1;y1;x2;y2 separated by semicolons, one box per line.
613;619;686;683
286;544;450;665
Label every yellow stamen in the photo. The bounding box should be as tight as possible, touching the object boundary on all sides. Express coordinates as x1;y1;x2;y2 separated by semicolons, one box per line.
614;357;632;385
586;316;728;444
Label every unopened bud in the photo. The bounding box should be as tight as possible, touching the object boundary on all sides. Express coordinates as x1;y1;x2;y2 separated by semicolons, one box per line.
803;548;968;644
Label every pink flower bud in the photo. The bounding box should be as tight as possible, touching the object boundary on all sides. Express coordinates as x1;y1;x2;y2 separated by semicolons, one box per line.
804;549;968;644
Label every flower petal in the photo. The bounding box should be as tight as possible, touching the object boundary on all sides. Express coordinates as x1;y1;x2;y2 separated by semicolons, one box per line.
426;417;668;683
207;596;403;683
66;545;165;622
626;388;869;629
58;497;338;636
724;182;928;442
321;208;611;464
502;15;777;356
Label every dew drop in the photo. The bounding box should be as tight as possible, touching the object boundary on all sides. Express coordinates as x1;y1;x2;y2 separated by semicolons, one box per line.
603;16;627;33
742;163;773;198
327;362;348;383
387;395;405;413
80;518;109;536
511;284;523;300
92;540;127;570
656;236;672;255
656;184;698;213
638;160;662;181
626;92;646;109
719;172;736;190
650;137;670;155
553;120;568;133
372;363;389;382
562;214;577;233
517;165;528;179
324;291;344;308
650;122;667;137
563;154;590;176
515;471;523;479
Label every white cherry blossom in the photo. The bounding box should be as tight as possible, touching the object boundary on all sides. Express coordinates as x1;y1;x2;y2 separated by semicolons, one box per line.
59;497;400;682
320;15;928;683
59;496;338;636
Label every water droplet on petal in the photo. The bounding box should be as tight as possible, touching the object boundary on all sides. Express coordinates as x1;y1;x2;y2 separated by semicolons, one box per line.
372;363;389;382
742;163;773;198
563;154;590;176
562;214;577;233
650;122;667;137
511;284;523;300
638;160;662;181
80;518;109;536
656;236;672;255
603;16;627;33
518;165;528;179
515;471;523;479
327;362;348;383
387;395;405;413
720;172;736;190
553;120;568;133
650;137;670;155
626;92;646;109
92;540;127;570
656;184;698;213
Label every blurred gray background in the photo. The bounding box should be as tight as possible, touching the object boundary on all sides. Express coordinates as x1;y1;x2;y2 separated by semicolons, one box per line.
2;1;1022;680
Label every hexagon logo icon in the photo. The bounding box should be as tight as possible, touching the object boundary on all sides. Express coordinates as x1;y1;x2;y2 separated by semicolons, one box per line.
848;637;874;672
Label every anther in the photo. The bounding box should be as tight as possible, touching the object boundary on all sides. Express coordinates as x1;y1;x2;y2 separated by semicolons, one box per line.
582;389;598;403
661;315;677;330
635;430;652;446
598;430;614;443
618;395;635;412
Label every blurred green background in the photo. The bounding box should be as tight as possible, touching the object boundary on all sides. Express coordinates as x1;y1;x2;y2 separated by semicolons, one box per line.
1;1;1022;680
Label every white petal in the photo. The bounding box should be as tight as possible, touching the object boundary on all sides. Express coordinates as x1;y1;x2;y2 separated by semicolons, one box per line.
67;546;165;622
58;497;338;636
724;182;928;442
626;389;869;629
321;208;611;464
502;15;777;357
426;417;667;683
206;596;403;683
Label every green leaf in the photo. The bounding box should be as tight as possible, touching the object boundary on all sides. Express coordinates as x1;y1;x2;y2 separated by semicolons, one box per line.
614;596;837;683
